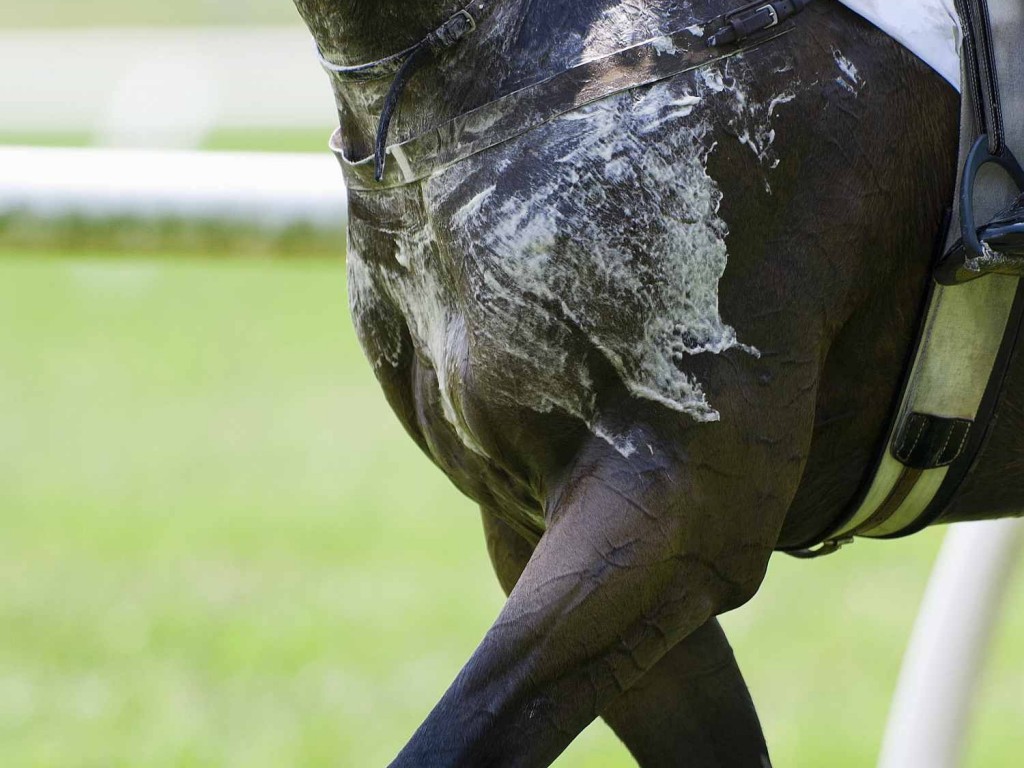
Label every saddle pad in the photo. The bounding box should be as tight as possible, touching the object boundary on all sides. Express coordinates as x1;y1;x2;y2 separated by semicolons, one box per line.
838;0;962;91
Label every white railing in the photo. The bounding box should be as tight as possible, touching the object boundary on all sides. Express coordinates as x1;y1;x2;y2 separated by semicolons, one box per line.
0;146;347;227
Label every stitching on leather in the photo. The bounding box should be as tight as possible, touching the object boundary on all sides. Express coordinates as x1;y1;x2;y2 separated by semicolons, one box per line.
976;0;1004;147
949;421;972;464
956;0;986;132
935;420;972;467
897;415;923;460
936;422;957;465
898;415;928;462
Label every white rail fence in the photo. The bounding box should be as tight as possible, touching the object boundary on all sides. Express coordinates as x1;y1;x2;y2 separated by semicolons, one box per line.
0;146;346;228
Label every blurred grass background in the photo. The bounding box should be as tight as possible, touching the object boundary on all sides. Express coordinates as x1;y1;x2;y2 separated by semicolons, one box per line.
2;1;1024;766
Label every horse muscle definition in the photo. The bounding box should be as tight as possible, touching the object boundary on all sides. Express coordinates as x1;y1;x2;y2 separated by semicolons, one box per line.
292;0;969;765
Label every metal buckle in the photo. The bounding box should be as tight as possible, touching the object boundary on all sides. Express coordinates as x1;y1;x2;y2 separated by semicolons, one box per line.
454;9;477;34
706;0;798;47
431;7;478;50
756;3;780;28
784;536;855;560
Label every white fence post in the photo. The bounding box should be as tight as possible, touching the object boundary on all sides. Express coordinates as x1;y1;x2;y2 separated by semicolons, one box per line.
878;518;1024;768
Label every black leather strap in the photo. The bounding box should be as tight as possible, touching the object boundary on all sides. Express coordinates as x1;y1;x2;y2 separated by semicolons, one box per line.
892;413;973;469
317;0;492;83
331;24;798;189
955;0;1005;155
368;0;494;181
706;0;814;46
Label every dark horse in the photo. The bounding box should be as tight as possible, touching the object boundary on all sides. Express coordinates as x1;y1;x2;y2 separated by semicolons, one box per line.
292;0;1020;765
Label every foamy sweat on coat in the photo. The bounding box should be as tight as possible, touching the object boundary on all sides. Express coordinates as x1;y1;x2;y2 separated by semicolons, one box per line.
347;79;759;459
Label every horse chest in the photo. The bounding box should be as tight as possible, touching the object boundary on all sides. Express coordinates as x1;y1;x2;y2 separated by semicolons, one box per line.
347;78;769;481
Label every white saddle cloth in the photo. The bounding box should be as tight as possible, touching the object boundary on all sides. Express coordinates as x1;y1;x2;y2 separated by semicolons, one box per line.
838;0;962;91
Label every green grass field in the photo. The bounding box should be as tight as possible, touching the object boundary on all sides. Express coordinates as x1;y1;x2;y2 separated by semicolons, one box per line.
2;252;1023;766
